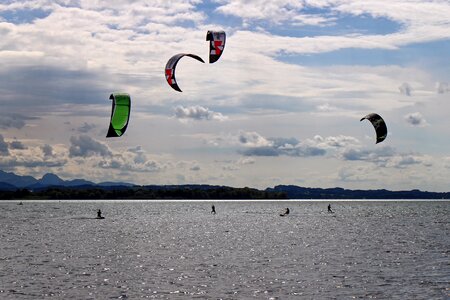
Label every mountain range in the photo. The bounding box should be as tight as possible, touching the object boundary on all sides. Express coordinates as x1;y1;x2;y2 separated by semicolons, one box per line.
0;170;449;199
0;170;133;191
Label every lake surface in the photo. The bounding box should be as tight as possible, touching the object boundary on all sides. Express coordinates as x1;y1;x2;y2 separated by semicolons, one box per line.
0;200;449;299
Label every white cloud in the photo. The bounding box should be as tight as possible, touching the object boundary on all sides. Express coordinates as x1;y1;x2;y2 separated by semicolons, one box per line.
0;139;67;171
312;135;360;149
174;105;227;121
404;112;428;127
238;131;273;148
237;131;327;157
316;103;338;112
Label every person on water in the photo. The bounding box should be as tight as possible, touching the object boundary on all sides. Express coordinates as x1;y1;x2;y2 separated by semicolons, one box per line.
211;205;216;214
97;209;102;218
280;207;290;216
328;204;333;213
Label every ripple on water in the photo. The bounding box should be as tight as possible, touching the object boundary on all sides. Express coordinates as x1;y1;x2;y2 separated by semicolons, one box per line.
0;200;448;299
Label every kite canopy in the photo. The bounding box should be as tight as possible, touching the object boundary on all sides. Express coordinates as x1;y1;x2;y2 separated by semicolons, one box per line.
206;30;226;63
360;113;387;144
106;93;131;138
165;53;205;92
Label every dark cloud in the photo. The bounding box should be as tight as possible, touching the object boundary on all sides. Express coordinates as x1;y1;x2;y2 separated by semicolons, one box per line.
0;66;109;112
341;146;425;168
342;146;396;162
190;165;201;171
0;135;9;156
9;140;27;150
0;158;67;169
41;144;54;157
404;112;428;127
241;147;280;156
69;135;112;157
77;122;97;133
399;82;412;96
0;113;37;129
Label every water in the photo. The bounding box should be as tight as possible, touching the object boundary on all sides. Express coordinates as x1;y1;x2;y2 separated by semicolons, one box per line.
0;200;449;299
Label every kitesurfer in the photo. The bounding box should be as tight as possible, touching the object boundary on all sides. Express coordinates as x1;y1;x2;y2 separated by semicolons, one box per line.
211;205;216;214
97;209;102;218
280;207;289;216
328;204;333;213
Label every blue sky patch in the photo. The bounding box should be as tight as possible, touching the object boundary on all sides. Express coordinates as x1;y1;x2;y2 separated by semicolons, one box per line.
274;39;450;75
0;9;51;24
263;13;402;38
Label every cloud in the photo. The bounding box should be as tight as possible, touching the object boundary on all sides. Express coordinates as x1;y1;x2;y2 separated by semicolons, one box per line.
127;146;147;164
341;146;429;168
0;113;36;129
238;131;326;157
445;157;450;169
9;140;27;150
316;103;338;112
41;144;53;157
238;157;255;165
0;135;10;156
96;145;176;174
220;157;256;171
215;0;305;25
313;135;360;149
190;164;200;171
98;154;166;173
0;140;67;171
436;82;449;94
399;82;412;96
174;106;227;121
238;131;273;148
69;135;112;158
404;112;428;127
338;165;378;183
342;146;394;161
77;122;97;133
0;156;67;169
218;1;450;54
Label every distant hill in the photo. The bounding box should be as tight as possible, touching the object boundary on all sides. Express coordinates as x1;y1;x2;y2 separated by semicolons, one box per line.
0;170;449;199
0;171;132;191
0;170;37;188
0;182;17;191
267;185;450;199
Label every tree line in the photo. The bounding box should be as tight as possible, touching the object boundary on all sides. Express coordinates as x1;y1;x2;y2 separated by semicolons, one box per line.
0;186;288;200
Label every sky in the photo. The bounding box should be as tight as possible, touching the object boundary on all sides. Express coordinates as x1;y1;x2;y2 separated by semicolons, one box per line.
0;0;449;191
